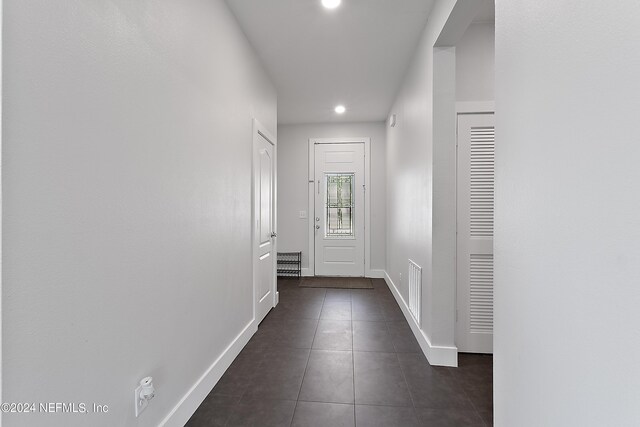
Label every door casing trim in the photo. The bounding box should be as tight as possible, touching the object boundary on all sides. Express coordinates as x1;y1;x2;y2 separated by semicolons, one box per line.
307;137;371;277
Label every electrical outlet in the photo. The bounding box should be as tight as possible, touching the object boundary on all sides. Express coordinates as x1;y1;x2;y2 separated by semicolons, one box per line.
134;383;148;417
299;210;307;219
134;377;155;417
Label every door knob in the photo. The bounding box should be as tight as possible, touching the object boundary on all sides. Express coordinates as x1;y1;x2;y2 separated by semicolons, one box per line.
316;217;320;222
315;225;320;230
271;232;277;238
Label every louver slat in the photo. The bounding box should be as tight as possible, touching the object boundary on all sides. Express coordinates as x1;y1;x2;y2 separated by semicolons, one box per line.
470;254;494;333
470;126;495;237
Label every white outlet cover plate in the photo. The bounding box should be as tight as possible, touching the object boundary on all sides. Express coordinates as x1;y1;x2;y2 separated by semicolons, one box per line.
299;210;307;219
134;384;148;417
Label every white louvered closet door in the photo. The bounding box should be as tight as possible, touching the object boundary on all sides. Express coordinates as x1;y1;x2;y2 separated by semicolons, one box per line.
456;113;495;354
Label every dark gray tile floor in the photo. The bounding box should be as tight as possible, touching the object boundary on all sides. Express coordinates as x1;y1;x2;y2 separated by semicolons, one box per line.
186;278;493;427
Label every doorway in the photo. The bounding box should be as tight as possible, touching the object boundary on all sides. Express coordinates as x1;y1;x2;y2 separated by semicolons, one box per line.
456;110;495;353
253;119;277;325
307;138;371;277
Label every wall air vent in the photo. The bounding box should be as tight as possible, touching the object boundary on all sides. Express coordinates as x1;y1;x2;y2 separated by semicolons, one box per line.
408;259;422;326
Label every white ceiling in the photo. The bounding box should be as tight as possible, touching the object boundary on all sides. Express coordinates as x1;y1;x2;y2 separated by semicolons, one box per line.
225;0;435;124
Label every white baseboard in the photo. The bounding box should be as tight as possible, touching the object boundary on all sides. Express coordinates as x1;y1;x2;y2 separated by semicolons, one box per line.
301;268;313;277
367;269;386;279
159;319;258;426
383;272;458;367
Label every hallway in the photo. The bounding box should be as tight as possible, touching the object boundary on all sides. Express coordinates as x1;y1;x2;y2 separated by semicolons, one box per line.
187;279;493;426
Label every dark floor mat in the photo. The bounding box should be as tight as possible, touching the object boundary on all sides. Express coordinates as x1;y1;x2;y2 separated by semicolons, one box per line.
299;276;374;289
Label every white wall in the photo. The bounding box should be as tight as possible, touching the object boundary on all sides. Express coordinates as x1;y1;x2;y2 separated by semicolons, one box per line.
456;22;495;102
277;122;386;272
2;1;276;426
386;0;486;366
386;0;458;365
495;1;640;426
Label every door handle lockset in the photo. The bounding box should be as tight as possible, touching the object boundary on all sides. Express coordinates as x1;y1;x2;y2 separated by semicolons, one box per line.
315;225;320;230
270;232;277;238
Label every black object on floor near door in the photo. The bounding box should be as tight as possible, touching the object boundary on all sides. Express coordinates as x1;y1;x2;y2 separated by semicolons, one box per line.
277;252;302;278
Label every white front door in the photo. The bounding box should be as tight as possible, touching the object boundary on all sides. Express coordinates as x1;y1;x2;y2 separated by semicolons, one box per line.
254;125;276;324
456;113;495;353
314;143;365;277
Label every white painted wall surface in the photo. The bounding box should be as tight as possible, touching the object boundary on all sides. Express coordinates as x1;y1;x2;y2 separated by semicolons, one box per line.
277;122;386;272
495;1;640;425
2;1;276;426
456;22;494;102
385;0;467;366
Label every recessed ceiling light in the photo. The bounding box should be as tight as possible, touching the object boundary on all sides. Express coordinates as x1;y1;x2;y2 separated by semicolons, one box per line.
322;0;341;10
335;105;346;114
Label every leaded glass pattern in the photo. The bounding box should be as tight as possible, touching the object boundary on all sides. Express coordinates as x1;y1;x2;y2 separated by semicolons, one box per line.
325;173;355;237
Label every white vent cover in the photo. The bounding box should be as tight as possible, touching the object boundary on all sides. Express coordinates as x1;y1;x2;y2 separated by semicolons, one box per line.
469;254;494;333
470;126;495;237
408;259;422;326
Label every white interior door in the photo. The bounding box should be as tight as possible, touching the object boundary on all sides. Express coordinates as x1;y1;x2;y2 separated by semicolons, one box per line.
314;143;365;277
456;113;495;353
254;127;276;324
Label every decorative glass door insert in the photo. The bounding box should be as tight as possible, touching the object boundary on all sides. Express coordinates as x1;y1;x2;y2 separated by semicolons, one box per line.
325;173;355;237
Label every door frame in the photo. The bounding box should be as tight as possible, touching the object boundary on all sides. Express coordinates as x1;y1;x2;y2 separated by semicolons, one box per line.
455;102;494;350
307;137;371;277
252;118;278;324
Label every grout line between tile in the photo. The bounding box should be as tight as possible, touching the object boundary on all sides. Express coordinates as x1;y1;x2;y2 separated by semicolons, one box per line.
394;344;420;416
351;297;356;427
289;289;326;427
297;398;355;405
452;376;490;427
